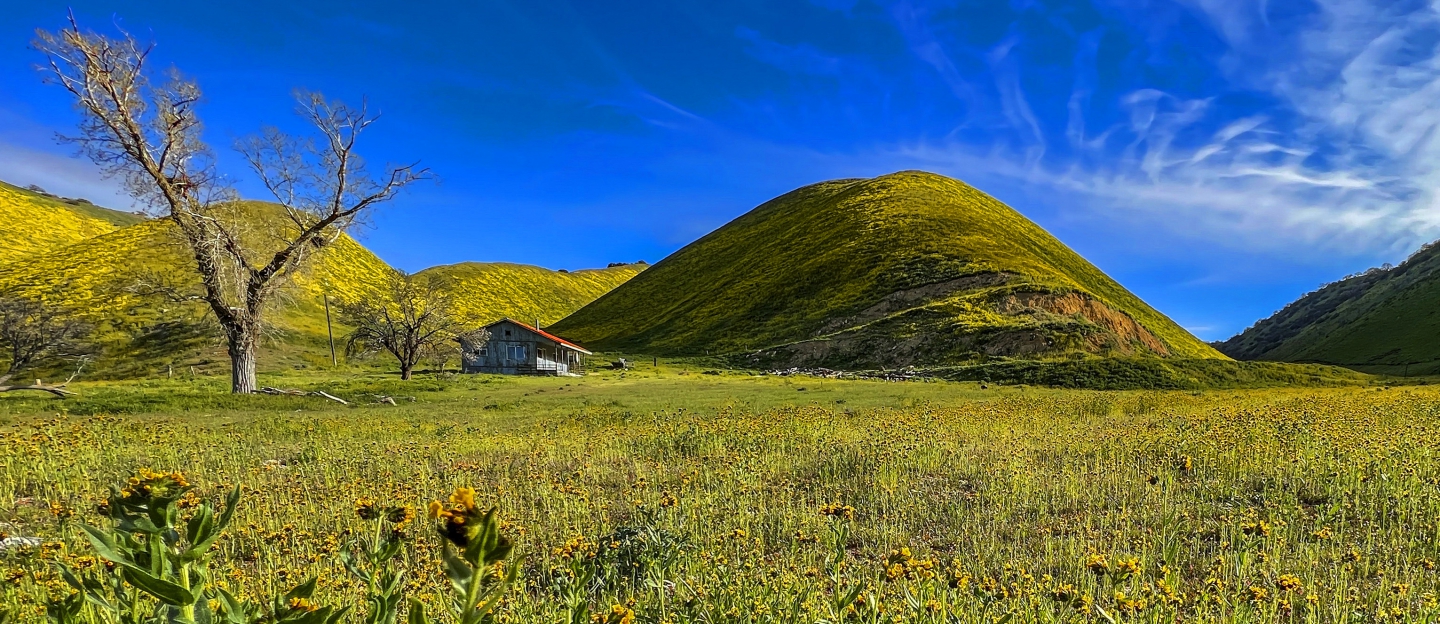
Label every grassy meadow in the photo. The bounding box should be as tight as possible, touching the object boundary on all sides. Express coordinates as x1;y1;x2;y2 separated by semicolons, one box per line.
2;367;1438;622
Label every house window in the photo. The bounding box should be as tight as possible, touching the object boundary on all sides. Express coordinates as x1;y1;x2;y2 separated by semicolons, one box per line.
478;347;488;356
507;345;527;361
504;329;512;337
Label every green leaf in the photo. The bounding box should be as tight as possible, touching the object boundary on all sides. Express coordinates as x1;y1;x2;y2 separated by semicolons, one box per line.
440;547;472;596
56;566;85;592
215;485;242;532
78;524;141;572
186;504;215;545
284;577;320;602
377;537;404;562
381;569;406;595
280;606;351;624
1095;605;1118;624
340;551;371;583
120;567;198;606
837;584;864;612
406;599;429;624
216;588;259;624
55;566;115;611
195;593;217;624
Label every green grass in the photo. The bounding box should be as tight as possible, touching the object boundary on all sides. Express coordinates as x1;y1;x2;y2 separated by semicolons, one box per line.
931;357;1376;390
553;171;1223;367
2;372;1438;622
1218;242;1440;375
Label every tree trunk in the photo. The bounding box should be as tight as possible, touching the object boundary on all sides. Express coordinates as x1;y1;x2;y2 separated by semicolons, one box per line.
400;363;413;381
229;331;258;394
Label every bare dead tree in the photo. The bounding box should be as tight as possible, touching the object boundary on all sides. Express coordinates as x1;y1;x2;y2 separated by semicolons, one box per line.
426;336;460;375
0;294;93;397
340;272;458;380
35;15;428;393
0;295;92;375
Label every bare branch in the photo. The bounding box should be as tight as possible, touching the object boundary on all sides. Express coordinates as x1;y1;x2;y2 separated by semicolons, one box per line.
37;16;428;393
0;294;94;375
338;271;457;380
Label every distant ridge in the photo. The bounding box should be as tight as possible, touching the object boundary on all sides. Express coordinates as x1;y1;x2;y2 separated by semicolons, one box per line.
552;171;1222;368
1218;241;1440;375
417;262;645;329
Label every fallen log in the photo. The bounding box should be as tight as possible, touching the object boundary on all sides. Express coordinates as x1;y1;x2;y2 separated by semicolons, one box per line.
0;380;76;397
258;387;349;405
312;390;349;405
0;368;81;398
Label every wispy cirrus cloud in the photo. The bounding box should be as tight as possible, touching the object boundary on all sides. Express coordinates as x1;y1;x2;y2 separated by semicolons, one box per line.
861;0;1440;260
735;26;844;76
1078;0;1440;256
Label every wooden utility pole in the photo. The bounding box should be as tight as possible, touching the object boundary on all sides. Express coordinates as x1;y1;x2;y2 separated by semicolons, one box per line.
324;294;337;366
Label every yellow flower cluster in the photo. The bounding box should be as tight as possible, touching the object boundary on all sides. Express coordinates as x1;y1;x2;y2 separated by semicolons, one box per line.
428;487;478;520
1113;556;1142;577
818;502;856;521
355;497;379;520
1085;554;1109;575
119;469;190;500
1241;520;1272;537
592;604;635;624
1277;574;1303;592
552;535;597;560
883;547;936;582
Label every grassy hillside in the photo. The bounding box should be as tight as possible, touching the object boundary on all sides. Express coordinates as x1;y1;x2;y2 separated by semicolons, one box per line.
1218;241;1440;375
0;181;143;266
553;171;1222;367
417;262;645;329
0;216;395;377
0;205;644;378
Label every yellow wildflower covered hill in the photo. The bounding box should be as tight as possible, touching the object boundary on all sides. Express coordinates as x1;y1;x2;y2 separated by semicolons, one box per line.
552;170;1224;368
0;215;394;376
0;197;644;377
416;261;646;329
0;181;143;267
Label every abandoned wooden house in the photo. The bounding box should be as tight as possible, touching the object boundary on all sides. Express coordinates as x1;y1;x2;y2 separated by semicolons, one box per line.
458;318;591;376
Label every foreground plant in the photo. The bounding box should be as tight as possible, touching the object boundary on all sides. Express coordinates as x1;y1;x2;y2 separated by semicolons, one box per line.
49;470;343;624
343;499;416;624
411;488;518;624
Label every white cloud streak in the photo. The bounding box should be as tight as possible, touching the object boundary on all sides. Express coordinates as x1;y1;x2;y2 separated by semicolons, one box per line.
1037;0;1440;259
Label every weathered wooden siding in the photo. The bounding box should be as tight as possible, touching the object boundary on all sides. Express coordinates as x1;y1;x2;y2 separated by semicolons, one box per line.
460;319;585;375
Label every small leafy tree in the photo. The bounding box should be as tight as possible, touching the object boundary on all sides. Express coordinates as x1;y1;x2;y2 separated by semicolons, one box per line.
340;272;458;380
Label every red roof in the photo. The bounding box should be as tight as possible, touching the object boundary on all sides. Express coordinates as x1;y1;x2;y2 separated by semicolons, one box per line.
489;318;592;354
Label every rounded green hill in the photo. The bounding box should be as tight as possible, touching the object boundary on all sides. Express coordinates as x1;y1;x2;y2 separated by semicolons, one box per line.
551;170;1223;367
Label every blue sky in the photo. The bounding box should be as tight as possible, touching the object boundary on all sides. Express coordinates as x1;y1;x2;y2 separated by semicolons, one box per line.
3;0;1438;340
